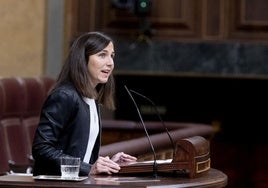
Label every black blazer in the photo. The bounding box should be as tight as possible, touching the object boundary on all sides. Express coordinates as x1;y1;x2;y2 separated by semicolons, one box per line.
32;82;101;176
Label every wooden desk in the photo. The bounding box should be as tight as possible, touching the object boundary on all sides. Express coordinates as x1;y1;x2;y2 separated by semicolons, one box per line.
0;168;227;188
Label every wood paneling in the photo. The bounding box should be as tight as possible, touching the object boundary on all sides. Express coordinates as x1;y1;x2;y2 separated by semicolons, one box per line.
227;0;268;41
202;0;226;39
66;0;268;42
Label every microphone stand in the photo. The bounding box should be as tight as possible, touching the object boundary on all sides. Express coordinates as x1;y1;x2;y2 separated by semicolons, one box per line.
124;85;158;178
129;89;176;159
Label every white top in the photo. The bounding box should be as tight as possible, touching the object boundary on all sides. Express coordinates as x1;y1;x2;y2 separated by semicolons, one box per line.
82;97;99;163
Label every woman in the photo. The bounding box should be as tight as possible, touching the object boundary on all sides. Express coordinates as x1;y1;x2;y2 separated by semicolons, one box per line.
32;31;137;176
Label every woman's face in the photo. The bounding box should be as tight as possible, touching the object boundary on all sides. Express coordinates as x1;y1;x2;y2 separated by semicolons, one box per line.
87;42;115;87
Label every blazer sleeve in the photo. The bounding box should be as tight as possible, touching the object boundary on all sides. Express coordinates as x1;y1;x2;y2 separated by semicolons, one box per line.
32;89;88;175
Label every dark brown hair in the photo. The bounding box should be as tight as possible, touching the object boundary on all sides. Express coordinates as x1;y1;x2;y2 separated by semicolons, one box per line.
54;31;115;110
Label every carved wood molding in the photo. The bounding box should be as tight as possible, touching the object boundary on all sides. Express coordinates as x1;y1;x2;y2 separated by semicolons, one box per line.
228;0;268;40
101;0;202;39
65;0;268;43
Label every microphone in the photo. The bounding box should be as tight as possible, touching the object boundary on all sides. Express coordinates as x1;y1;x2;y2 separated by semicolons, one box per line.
124;85;158;178
128;89;176;159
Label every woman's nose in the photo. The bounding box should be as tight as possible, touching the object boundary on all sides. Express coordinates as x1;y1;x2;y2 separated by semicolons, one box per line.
107;58;114;66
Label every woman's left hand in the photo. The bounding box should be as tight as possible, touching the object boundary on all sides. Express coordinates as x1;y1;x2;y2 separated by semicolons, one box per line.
111;152;137;165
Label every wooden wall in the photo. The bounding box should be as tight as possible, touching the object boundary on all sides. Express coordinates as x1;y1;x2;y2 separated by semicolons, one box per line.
66;0;268;43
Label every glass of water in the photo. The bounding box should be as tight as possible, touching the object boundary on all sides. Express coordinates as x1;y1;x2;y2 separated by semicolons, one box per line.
60;156;80;179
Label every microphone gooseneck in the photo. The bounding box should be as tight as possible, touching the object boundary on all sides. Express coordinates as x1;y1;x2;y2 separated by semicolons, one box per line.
129;89;176;159
124;85;158;178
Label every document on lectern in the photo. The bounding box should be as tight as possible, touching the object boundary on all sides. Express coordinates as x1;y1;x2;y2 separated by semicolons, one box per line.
122;159;172;166
118;159;176;174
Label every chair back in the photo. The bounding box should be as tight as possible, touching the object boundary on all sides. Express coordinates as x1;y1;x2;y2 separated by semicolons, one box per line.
0;126;10;174
0;78;29;164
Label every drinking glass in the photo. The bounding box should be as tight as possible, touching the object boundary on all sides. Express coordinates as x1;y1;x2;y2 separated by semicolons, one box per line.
60;157;80;179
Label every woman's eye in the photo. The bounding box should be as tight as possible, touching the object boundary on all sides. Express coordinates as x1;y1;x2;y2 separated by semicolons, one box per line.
99;53;106;58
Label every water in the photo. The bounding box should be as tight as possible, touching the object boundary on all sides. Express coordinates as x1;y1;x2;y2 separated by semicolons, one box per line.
61;165;80;178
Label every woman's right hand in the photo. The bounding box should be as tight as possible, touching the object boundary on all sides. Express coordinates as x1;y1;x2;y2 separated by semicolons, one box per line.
89;156;120;175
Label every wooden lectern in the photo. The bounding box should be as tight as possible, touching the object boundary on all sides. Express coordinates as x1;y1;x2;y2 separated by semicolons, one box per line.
119;136;210;178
